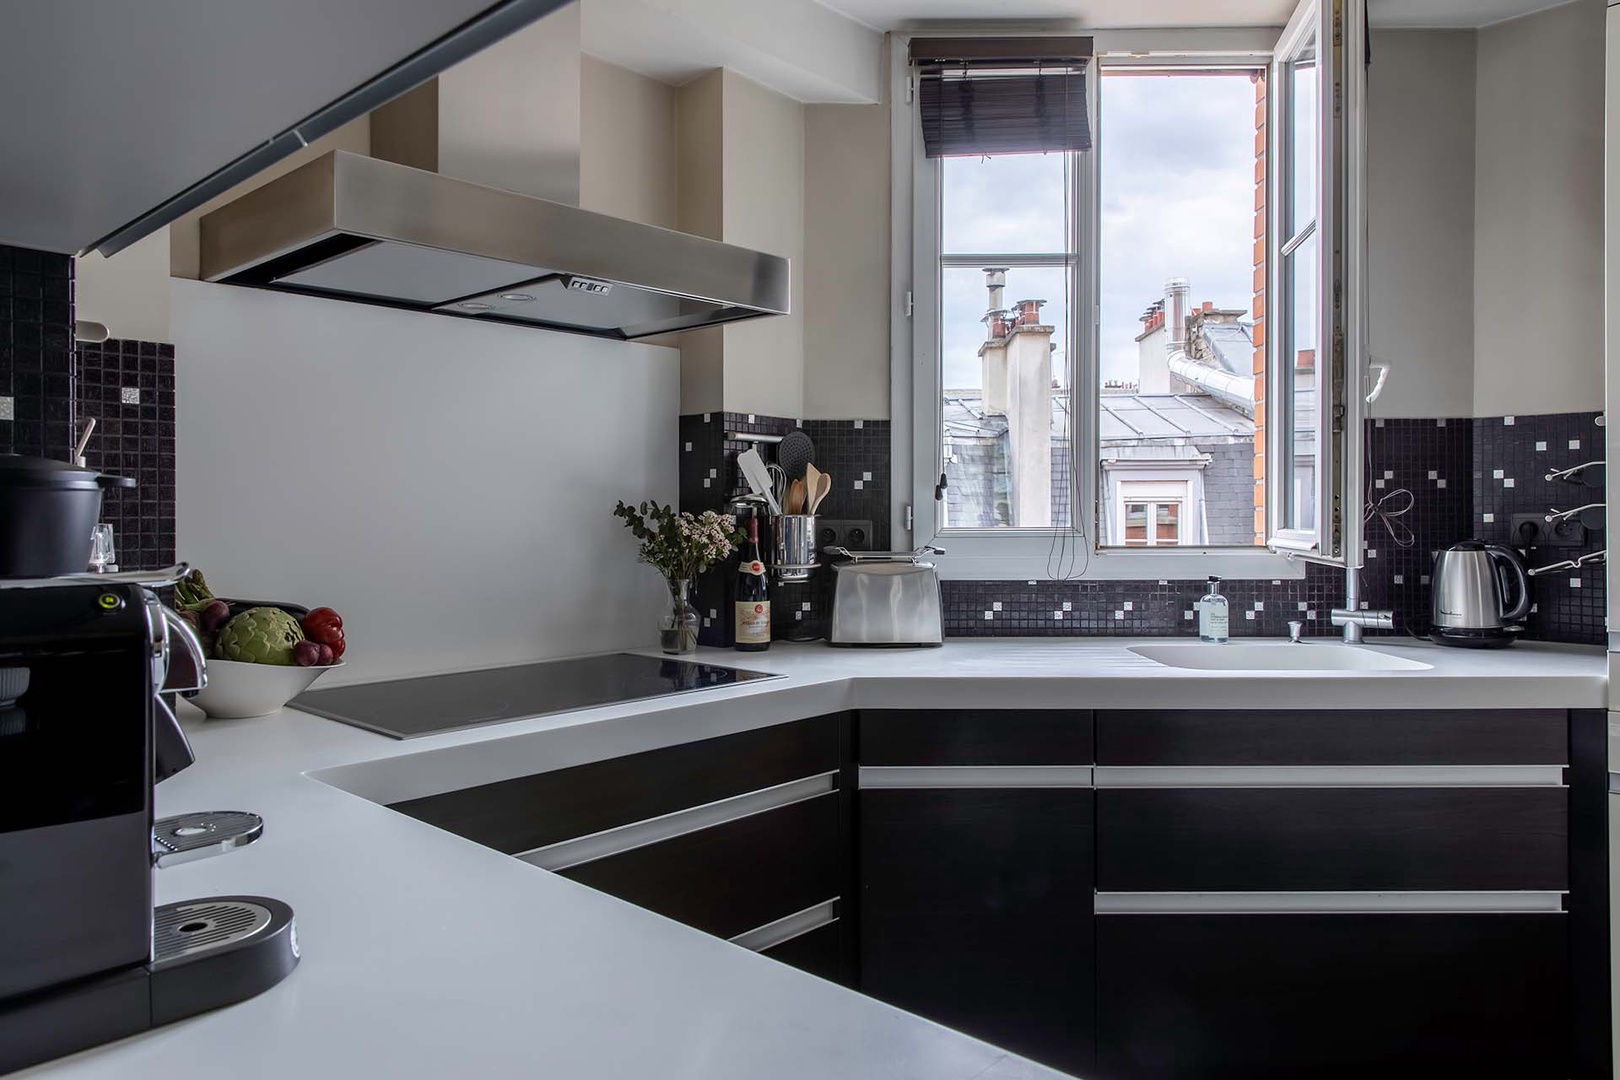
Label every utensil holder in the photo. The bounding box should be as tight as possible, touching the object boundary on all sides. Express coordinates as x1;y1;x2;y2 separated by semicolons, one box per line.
771;515;818;582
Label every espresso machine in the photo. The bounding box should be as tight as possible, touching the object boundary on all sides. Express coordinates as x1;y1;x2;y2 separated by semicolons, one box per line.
0;568;299;1074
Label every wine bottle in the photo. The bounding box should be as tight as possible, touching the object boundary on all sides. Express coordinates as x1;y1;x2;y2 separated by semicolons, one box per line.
735;516;771;651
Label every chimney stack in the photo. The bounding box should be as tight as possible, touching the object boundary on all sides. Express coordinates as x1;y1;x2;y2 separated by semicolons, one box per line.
1165;278;1191;358
984;267;1007;315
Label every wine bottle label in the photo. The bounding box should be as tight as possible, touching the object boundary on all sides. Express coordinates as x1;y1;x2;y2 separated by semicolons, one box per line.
736;601;771;644
742;560;766;576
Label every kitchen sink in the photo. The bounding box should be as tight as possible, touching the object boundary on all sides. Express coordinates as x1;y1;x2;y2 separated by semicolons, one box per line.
1129;642;1434;672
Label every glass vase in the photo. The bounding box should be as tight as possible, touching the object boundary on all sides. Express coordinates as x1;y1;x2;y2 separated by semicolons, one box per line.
659;579;700;655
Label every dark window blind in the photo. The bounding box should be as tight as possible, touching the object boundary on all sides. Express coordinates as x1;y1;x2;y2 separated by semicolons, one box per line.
911;37;1093;159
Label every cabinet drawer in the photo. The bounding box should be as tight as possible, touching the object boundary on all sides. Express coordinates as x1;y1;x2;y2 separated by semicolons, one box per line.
1097;709;1567;766
859;710;1093;765
1097;787;1567;891
860;788;1095;1076
391;713;841;854
759;920;848;985
560;793;840;940
1096;913;1567;1080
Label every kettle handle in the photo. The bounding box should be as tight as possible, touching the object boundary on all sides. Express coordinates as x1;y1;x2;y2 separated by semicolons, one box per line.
1485;543;1532;622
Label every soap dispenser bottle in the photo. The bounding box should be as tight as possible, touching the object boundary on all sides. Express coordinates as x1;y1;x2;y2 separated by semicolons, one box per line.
1199;577;1229;643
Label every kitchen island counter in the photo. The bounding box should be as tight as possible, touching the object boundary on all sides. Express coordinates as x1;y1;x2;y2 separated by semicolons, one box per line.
20;637;1604;1080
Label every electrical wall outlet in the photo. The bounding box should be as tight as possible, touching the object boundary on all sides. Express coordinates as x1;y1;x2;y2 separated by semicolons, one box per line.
817;519;875;552
1511;513;1586;549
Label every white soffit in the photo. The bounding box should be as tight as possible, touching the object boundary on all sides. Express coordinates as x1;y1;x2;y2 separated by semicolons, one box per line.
580;0;884;103
1367;0;1582;29
815;0;1295;30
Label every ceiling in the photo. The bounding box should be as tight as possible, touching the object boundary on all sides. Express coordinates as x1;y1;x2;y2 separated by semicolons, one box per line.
816;0;1581;30
1365;0;1579;29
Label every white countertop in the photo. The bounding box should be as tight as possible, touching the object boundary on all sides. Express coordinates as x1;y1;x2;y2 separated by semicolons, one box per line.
21;637;1606;1080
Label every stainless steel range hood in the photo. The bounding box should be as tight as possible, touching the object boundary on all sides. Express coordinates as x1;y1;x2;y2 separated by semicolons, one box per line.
198;151;789;340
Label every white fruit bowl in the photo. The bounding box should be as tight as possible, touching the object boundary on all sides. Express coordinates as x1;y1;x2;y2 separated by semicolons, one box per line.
189;658;344;719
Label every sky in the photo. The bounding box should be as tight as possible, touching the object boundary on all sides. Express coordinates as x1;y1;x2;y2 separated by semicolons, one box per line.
940;71;1259;390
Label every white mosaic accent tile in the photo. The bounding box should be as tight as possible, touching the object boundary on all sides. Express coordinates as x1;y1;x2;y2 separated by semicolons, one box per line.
121;387;140;405
0;397;11;421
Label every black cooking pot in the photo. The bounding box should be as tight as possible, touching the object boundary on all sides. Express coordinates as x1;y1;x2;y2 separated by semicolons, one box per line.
0;455;135;578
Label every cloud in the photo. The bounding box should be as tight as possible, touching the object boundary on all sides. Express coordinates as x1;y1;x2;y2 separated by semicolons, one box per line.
938;70;1260;389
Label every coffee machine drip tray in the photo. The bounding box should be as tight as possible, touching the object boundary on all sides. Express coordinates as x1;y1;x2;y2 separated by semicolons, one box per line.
148;895;299;1025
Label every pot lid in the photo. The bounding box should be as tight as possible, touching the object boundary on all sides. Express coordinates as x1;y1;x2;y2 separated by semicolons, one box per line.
0;454;130;489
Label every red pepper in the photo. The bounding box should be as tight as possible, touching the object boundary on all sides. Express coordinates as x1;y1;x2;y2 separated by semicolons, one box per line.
303;608;347;660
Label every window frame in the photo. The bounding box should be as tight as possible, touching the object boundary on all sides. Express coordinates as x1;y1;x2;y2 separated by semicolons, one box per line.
1264;0;1364;565
893;30;1299;581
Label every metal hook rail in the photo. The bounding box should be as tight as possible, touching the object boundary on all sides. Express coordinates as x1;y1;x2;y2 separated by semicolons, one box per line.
1528;549;1606;577
1545;460;1605;482
1544;503;1605;525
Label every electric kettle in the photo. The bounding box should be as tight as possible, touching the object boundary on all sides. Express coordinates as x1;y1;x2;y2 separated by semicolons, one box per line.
1429;541;1531;648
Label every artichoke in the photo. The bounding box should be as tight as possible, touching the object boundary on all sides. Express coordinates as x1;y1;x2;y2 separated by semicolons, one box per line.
215;607;305;666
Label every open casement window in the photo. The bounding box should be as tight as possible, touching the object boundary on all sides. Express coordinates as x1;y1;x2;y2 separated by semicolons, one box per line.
1264;0;1363;564
908;36;1095;573
902;25;1352;580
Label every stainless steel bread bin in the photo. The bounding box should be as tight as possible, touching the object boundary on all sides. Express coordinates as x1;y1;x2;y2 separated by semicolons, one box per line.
826;546;944;647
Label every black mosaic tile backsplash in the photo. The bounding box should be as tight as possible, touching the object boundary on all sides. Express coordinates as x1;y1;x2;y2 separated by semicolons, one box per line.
1359;417;1475;634
1472;412;1606;646
943;565;1348;638
0;244;77;460
679;412;892;644
0;243;177;574
75;340;177;571
677;409;1606;645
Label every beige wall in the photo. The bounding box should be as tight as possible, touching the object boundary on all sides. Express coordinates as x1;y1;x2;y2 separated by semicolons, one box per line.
73;117;372;343
1473;0;1605;416
74;226;171;343
676;71;726;414
171;118;372;281
581;55;678;228
437;4;582;203
718;70;805;420
1365;30;1477;419
803;100;890;420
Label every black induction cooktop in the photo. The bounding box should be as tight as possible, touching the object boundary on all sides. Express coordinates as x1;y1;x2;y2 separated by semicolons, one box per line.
290;653;781;739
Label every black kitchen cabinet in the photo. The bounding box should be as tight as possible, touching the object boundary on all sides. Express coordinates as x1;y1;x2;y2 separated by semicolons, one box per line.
1095;913;1569;1080
561;793;841;941
392;714;841;854
861;787;1096;1077
857;710;1097;1077
1096;708;1567;765
1097;786;1568;891
760;921;846;984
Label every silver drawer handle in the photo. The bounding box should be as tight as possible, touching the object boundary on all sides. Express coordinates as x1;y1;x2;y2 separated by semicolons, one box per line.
1094;765;1565;789
1095;891;1567;915
730;899;839;952
859;765;1094;789
518;771;836;872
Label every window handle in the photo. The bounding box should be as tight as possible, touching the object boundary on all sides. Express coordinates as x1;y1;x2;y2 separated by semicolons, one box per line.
934;472;948;501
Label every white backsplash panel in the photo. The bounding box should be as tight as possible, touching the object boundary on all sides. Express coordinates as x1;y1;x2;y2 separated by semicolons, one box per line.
171;278;679;685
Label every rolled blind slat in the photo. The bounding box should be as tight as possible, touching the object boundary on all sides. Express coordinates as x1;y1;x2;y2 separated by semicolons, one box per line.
918;70;1090;158
911;37;1092;159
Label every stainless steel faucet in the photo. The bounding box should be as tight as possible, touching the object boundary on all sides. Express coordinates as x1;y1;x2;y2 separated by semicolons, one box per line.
1331;608;1395;643
1334;564;1395;643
